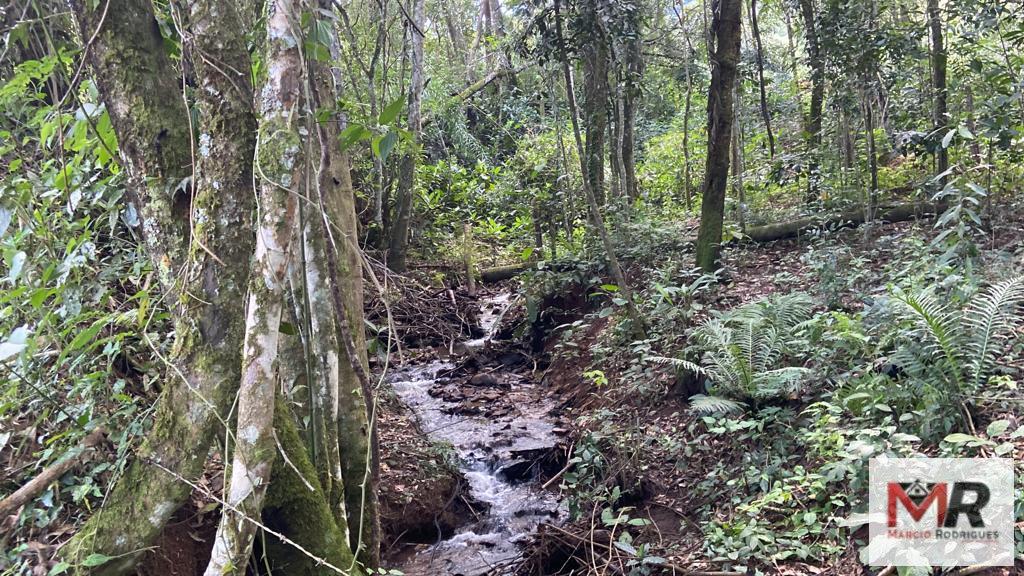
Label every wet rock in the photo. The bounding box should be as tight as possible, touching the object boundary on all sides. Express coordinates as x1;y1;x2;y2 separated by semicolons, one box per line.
497;459;536;482
469;373;502;387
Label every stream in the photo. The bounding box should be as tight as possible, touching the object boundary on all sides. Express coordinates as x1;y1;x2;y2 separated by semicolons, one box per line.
389;293;565;575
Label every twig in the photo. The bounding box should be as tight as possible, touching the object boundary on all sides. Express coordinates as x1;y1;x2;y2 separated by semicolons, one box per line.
0;429;105;519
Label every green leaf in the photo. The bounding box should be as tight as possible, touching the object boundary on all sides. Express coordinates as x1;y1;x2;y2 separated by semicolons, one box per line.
986;419;1010;437
520;247;534;261
942;433;977;444
48;562;70;576
339;124;371;151
82;554;114;567
60;319;107;363
600;284;619;292
378;129;398;163
378;97;405;125
941;128;956;149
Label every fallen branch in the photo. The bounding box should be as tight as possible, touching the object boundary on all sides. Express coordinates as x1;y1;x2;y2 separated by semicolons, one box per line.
541;523;744;576
0;428;105;519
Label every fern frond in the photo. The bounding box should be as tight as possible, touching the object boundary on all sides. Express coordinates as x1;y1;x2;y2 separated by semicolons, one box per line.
752;367;814;399
647;355;705;376
963;275;1024;390
891;288;964;388
766;292;815;330
688;394;746;415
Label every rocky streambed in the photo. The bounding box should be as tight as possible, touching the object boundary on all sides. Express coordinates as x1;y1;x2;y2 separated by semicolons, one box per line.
388;293;566;575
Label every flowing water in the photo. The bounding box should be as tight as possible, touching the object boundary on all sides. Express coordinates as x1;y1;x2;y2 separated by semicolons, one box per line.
389;293;564;575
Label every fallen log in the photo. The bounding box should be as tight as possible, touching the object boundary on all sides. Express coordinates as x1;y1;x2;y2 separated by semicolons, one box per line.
479;201;940;281
0;428;105;519
744;201;939;243
480;263;533;283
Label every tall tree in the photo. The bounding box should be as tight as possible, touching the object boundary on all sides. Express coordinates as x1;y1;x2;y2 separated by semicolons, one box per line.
582;0;610;205
749;0;775;158
202;0;304;571
695;0;742;272
387;0;426;272
621;2;644;203
312;3;381;562
63;0;257;571
928;0;948;184
554;0;645;335
798;0;824;202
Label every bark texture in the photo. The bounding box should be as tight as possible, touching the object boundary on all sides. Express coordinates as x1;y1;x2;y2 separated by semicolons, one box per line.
63;0;257;572
798;0;824;202
387;0;426;272
310;3;380;564
262;400;362;576
695;0;741;272
202;1;303;572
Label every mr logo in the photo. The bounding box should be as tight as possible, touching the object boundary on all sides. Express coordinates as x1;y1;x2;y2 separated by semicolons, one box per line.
869;458;1013;566
887;480;990;528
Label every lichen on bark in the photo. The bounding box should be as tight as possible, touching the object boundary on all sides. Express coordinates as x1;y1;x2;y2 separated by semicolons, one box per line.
63;0;257;572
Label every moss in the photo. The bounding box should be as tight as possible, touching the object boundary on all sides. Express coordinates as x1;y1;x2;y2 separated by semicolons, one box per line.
262;399;364;576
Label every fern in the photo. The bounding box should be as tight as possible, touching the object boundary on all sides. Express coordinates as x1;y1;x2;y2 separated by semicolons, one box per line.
888;275;1024;432
651;292;816;414
689;394;746;415
962;276;1024;390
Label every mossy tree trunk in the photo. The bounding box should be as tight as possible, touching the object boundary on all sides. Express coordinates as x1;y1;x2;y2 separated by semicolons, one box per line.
202;0;304;572
309;3;381;565
694;0;741;273
582;0;610;207
262;400;363;576
63;0;257;572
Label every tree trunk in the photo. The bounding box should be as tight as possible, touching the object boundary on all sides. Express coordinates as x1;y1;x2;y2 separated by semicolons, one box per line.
621;6;643;203
678;6;695;211
554;0;645;336
387;0;426;272
62;1;257;572
798;0;824;203
928;0;948;184
864;84;879;220
311;4;381;564
582;0;610;206
749;0;775;158
745;202;940;242
203;1;303;571
261;399;362;575
732;89;746;232
694;0;741;272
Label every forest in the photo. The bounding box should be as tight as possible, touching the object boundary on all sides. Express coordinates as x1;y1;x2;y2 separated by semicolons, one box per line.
0;0;1022;574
